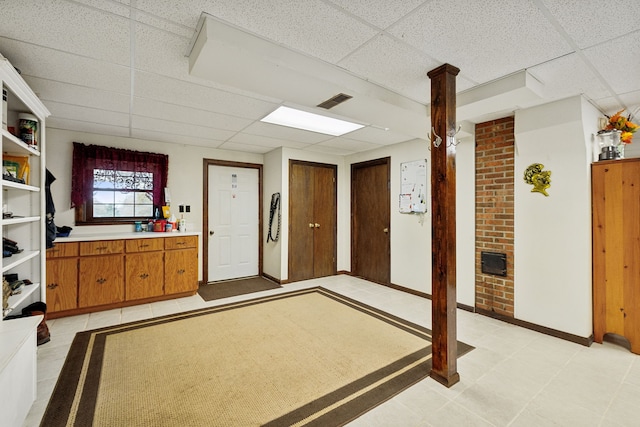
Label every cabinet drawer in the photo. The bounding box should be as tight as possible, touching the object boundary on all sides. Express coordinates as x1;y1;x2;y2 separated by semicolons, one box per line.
165;235;197;250
46;242;79;258
126;238;164;253
80;240;124;256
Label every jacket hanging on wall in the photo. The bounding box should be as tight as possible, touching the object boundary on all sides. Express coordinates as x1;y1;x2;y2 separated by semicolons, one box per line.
45;169;57;249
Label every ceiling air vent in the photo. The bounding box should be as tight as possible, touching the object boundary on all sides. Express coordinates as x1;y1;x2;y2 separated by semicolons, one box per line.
317;93;353;109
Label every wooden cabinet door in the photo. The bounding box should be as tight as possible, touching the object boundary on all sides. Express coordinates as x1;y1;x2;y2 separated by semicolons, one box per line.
46;258;78;312
165;249;198;294
78;255;124;308
126;252;164;301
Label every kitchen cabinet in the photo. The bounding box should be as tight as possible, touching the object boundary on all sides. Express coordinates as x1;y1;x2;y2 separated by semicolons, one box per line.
46;234;199;318
164;235;198;295
125;238;165;301
45;243;79;313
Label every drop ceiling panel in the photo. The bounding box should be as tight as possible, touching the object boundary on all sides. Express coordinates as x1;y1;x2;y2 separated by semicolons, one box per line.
315;137;382;153
0;39;130;93
133;98;253;131
342;126;416;146
541;0;640;49
0;1;130;65
135;25;191;80
528;53;612;101
218;141;274;154
241;121;333;144
326;0;426;29
45;101;129;128
136;10;194;38
583;32;640;95
228;132;310;150
131;129;224;149
25;77;130;113
47;117;129;137
338;33;440;105
132;115;237;141
389;0;572;84
134;71;279;119
70;0;130;17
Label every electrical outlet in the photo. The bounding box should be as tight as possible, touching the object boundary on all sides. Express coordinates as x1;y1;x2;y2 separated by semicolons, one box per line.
185;205;190;213
179;205;184;213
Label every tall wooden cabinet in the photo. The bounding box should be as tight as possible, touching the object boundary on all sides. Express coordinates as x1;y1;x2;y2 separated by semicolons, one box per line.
0;53;50;427
592;158;640;354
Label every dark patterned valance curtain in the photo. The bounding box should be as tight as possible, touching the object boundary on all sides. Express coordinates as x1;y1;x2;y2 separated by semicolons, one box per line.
71;142;168;208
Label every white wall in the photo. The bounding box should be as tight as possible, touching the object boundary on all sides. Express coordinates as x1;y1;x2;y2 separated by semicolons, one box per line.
514;95;598;338
262;148;283;280
346;136;476;306
47;128;264;281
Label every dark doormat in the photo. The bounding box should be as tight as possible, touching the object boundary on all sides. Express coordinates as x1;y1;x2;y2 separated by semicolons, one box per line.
198;276;281;301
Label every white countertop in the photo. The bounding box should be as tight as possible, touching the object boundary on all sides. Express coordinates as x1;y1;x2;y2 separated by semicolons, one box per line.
0;315;42;372
55;231;201;243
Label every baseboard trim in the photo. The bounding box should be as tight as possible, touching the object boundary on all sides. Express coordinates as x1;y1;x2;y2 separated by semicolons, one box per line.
262;272;283;285
475;307;593;347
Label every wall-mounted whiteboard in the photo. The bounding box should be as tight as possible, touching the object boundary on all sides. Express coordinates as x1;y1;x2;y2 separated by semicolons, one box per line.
399;159;427;213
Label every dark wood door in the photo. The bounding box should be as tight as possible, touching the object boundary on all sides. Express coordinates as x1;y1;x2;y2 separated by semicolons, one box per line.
288;161;337;282
351;158;390;284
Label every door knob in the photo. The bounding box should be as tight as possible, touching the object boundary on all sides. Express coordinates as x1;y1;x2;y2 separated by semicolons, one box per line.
309;223;315;228
315;223;320;228
383;228;389;233
209;230;215;236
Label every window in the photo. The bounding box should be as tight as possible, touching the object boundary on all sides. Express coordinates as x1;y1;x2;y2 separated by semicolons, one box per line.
71;142;168;224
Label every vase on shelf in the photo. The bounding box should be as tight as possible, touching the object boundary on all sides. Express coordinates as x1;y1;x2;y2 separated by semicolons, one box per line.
597;129;623;161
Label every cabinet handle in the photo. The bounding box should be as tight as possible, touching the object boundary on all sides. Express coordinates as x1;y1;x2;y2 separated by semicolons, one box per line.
96;246;108;251
96;277;107;284
47;283;58;289
139;273;149;279
177;269;185;275
176;241;186;246
139;244;149;248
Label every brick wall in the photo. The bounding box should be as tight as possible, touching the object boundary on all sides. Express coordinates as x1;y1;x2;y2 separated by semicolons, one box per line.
475;117;515;316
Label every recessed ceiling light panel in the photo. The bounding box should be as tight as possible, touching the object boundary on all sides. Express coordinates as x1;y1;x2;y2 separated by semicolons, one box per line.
260;106;364;136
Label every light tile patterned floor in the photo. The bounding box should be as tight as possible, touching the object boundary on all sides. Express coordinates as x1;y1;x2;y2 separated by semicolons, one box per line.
24;275;640;426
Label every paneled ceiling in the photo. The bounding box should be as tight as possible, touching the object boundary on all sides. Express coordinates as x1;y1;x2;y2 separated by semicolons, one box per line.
1;0;639;156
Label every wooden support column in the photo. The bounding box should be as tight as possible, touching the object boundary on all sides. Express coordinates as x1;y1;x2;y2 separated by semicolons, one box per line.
427;63;460;387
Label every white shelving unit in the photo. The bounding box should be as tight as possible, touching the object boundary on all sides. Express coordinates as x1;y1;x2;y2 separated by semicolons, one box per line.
0;52;49;427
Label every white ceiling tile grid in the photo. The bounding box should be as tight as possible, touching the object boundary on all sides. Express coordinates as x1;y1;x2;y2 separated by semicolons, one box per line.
0;0;637;155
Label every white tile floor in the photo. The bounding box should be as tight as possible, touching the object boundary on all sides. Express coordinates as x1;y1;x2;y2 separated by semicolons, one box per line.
23;275;640;426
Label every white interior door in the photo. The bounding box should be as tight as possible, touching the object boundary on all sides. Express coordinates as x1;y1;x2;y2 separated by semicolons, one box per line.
208;165;259;281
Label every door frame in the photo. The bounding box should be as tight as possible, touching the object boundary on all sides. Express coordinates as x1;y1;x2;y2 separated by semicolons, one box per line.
350;157;391;284
202;159;263;284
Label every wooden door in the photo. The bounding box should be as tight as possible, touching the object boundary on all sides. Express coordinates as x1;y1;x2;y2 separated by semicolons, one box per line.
351;158;390;284
288;161;337;282
126;252;164;301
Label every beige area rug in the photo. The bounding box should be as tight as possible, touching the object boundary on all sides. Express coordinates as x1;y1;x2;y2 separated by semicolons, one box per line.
41;287;472;427
198;276;281;301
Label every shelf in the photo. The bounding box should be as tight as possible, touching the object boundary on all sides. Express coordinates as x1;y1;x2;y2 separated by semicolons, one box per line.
2;216;40;226
1;250;40;273
1;180;39;192
2;283;40;318
1;129;40;157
